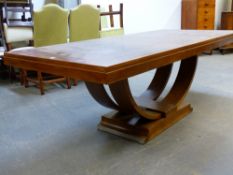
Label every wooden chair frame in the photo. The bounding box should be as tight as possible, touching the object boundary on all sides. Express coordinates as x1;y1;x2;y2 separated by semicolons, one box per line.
23;4;71;95
0;0;33;50
97;3;123;30
0;0;33;27
0;0;33;82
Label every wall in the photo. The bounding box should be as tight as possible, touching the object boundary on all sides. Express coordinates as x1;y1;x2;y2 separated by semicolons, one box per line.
32;0;57;10
32;0;78;10
33;0;231;33
228;0;233;10
124;0;182;34
82;0;181;34
63;0;78;9
84;0;233;33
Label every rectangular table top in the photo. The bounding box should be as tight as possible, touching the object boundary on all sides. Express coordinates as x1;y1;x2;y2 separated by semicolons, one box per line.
4;30;233;84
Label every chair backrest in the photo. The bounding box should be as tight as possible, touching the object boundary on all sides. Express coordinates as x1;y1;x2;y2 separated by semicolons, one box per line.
69;4;100;42
98;3;124;38
0;0;33;27
33;3;69;47
98;3;123;29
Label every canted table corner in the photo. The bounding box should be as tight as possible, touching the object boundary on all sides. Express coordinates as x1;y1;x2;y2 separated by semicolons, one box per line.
4;30;233;144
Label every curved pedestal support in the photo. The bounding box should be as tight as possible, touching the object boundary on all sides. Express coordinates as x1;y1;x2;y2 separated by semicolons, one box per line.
85;56;198;143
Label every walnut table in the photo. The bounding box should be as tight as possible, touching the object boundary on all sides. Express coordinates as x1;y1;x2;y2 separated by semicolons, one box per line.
4;30;233;143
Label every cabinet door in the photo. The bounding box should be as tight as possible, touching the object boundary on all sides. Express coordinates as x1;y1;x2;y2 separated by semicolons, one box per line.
197;0;215;29
221;12;233;30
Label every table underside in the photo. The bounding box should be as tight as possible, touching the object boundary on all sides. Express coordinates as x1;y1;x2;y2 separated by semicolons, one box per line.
86;55;198;143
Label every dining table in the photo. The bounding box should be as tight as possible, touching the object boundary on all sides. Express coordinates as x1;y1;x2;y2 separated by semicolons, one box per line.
4;30;233;143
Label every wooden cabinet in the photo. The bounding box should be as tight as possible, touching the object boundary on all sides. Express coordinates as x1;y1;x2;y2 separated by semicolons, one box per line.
220;11;233;52
221;12;233;30
219;0;233;53
181;0;215;30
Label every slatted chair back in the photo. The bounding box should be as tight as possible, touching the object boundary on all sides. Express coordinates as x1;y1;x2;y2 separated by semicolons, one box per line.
98;3;124;38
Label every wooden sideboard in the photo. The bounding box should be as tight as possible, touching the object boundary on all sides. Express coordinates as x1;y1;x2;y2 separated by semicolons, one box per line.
181;0;215;30
221;12;233;31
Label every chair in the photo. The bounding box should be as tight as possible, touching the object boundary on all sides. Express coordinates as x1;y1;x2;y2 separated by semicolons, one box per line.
33;4;68;47
69;4;100;85
0;0;33;82
0;0;33;50
98;3;124;38
23;4;71;95
1;0;33;26
69;4;100;42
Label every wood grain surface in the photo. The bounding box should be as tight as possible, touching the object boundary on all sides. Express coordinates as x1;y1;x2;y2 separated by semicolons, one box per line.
4;30;233;84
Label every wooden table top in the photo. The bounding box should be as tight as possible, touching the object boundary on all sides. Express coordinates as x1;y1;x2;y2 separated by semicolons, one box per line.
4;30;233;83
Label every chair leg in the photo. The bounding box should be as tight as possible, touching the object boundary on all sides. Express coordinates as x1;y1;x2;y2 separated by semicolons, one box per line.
9;65;13;82
220;49;225;55
37;71;44;95
7;43;13;51
66;77;71;89
9;65;16;83
29;40;34;46
73;79;78;86
20;69;25;85
23;70;29;88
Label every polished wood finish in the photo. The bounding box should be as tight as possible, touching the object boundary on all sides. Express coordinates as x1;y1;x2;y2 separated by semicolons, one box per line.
98;105;192;143
181;0;215;30
4;30;233;83
87;56;197;143
4;30;233;143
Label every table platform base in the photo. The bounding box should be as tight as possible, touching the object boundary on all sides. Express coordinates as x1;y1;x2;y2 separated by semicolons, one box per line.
98;104;192;144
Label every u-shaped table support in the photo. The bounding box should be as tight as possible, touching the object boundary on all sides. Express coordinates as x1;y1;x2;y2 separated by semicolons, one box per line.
85;56;198;143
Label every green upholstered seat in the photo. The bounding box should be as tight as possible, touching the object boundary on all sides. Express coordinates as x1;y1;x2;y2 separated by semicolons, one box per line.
33;4;69;47
69;4;100;42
